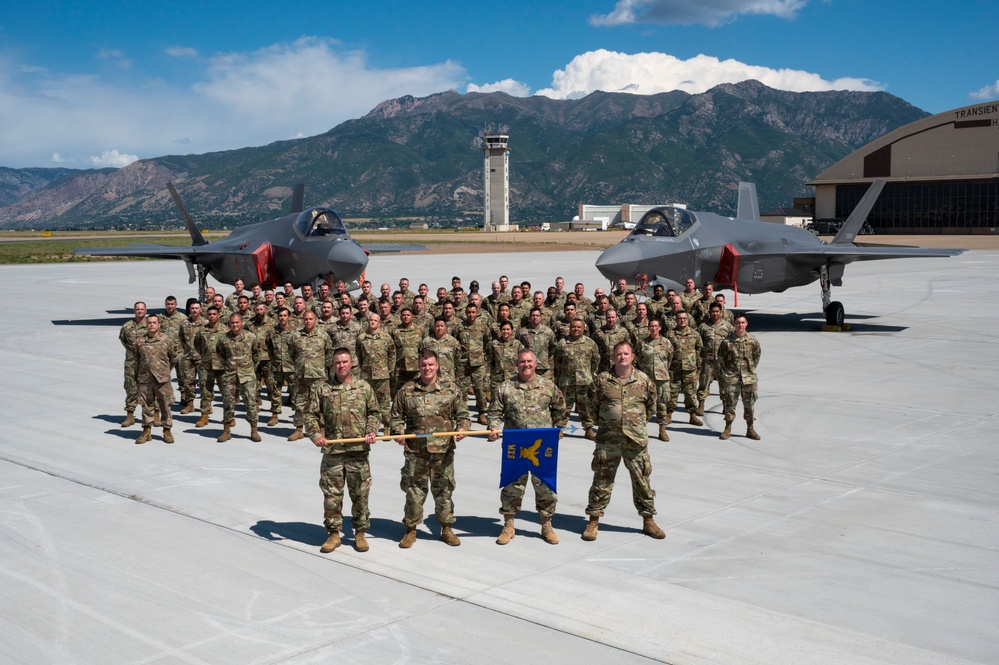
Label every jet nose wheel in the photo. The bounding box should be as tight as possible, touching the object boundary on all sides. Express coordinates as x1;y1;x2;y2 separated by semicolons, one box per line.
825;301;845;328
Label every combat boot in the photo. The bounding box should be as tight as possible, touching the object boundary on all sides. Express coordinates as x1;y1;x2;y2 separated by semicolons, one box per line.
287;426;304;441
399;528;417;549
440;525;461;546
267;413;279;426
658;424;670;442
584;427;596;440
689;412;703;426
217;423;232;442
249;423;261;442
180;401;195;415
719;420;733;440
665;411;673;425
121;411;135;428
642;516;666;539
195;413;210;427
582;516;599;541
162;427;174;444
496;516;515;545
696;400;705;416
135;426;152;444
540;517;559;545
746;421;761;440
320;531;340;553
354;531;369;552
228;419;236;427
477;414;488;425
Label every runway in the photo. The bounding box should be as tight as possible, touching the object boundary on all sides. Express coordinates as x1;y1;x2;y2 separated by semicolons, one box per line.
0;251;996;664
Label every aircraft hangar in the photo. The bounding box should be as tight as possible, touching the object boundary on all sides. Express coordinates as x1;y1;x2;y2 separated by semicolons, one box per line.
808;100;999;234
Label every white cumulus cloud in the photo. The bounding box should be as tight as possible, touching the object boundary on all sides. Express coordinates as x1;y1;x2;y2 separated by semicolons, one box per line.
90;150;139;168
51;152;71;163
969;80;999;101
165;46;199;58
96;48;132;68
591;0;808;27
467;79;532;96
534;49;882;99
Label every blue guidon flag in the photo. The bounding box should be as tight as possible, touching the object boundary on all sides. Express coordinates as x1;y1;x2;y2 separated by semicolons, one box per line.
499;428;561;493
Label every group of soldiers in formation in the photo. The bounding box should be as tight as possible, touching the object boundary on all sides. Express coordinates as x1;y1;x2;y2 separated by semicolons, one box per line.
120;272;761;552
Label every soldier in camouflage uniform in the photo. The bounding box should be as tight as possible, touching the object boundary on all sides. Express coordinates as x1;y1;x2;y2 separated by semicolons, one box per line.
666;311;703;426
159;296;186;401
355;313;395;431
410;296;434;333
194;306;228;428
265;307;298;426
608;278;630;313
391;308;422;390
390;350;471;548
645;284;670;323
179;301;205;413
288;310;332;441
329;305;362;377
554;318;600;440
582;341;666;541
457;303;492;423
680;278;702;313
637;319;674;441
488;321;524;399
306;349;381;554
594;309;634;373
626;302;653;347
487;349;569;545
419;317;461;383
516;308;557;376
224;279;247;312
507;286;531;330
118;301;147;427
573;282;593;316
134;314;177;444
697;302;734;416
248;302;273;410
718;314;762;441
217;313;261;442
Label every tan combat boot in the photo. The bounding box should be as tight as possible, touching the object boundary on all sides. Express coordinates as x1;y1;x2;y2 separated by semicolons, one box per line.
287;426;304;441
665;411;673;425
696;400;705;416
658;424;670;442
477;414;488;425
540;517;559;545
440;525;461;546
267;413;279;426
496;515;515;545
320;531;340;553
399;528;417;549
180;401;195;415
582;516;599;541
719;420;733;440
746;421;761;440
689;412;703;426
354;531;369;552
217;423;231;442
642;516;666;539
162;427;174;444
121;411;135;428
195;413;210;427
249;423;261;442
584;427;596;440
135;426;152;444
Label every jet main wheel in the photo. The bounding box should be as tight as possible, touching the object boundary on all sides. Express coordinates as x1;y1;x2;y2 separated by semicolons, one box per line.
825;301;845;327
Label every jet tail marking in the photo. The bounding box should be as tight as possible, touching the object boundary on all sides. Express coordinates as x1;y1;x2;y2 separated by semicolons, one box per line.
737;182;760;222
832;179;886;245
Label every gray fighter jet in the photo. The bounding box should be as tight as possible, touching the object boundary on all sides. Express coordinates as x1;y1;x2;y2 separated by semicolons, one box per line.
595;180;963;327
75;183;425;299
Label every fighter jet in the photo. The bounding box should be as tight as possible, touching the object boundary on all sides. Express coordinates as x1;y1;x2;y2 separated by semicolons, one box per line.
595;180;964;327
75;183;425;300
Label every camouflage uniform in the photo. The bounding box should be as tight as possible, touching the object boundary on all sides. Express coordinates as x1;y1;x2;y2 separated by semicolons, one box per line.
516;324;557;376
719;332;762;424
390;378;470;529
585;368;659;518
636;335;674;423
680;290;702;314
356;328;396;429
135;331;177;428
159;309;187;397
291;328;333;427
608;288;629;313
594;324;634;373
392;325;423;390
488;337;524;398
456;317;492;414
119;317;147;412
196;321;228;416
179;317;205;405
419;333;461;383
306;377;381;535
218;328;260;425
266;324;299;418
667;326;702;414
698;318;734;407
626;318;652;347
488;375;569;518
554;334;600;430
329;319;362;377
507;300;531;329
247;314;273;407
645;296;670;323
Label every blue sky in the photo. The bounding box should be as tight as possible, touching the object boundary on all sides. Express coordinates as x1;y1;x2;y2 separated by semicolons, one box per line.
1;0;996;168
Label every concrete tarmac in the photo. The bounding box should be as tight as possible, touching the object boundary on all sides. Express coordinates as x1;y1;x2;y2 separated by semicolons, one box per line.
0;251;996;664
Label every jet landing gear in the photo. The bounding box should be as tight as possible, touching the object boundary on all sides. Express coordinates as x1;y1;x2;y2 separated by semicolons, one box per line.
819;264;847;329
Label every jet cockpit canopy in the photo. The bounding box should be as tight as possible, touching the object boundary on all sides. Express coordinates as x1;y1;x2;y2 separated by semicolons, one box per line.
630;207;696;238
296;208;347;238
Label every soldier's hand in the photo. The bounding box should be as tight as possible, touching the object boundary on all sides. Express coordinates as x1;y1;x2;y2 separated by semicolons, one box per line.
364;432;376;445
313;436;326;448
455;434;466;442
395;437;406;445
487;429;500;441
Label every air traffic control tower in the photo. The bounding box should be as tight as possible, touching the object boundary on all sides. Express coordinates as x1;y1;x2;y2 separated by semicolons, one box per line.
482;132;512;231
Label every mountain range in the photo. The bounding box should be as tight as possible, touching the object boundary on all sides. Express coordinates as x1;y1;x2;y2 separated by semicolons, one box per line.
0;80;928;229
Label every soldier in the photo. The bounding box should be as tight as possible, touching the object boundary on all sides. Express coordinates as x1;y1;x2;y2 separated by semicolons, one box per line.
484;280;504;317
249;282;264;306
300;283;318;315
217;313;261;442
317;300;337;332
487;349;569;545
627;302;653;346
554;318;600;440
307;349;381;554
553;301;578;339
118;301;147;427
159;296;187;397
488;321;524;399
667;311;703;426
618;291;639;327
573;282;593;315
718;314;762;440
490;302;514;340
680;278;702;313
582;342;666;541
594;309;633;373
225;279;247;312
134;314;177;444
248;302;273;411
178;301;205;414
551;276;568;310
430;287;449;317
288;310;332;441
456;303;491;423
194;306;227;428
411;295;434;332
498;275;510;299
714;292;735;325
263;288;276;313
390;350;470;548
588;296;610;337
290;296;307;330
608;278;629;312
398;277;415;309
637;319;674;441
662;296;685;332
329;304;362;376
646;284;670;322
697;302;734;416
517;308;557;377
265;307;298;426
507;286;531;328
377;298;397;334
211;294;231;321
467;292;493;327
439;300;460;337
354;297;371;326
419;317;461;383
392;307;422;390
356;280;376;309
356;313;395;431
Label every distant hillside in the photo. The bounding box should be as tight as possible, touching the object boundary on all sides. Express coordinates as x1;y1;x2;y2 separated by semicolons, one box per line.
0;81;927;229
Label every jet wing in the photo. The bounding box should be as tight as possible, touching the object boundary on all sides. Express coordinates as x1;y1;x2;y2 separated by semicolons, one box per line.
74;244;227;260
358;244;428;253
779;244;964;266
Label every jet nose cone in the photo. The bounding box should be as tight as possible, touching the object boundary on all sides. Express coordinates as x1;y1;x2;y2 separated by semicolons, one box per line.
596;242;643;280
328;241;368;281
